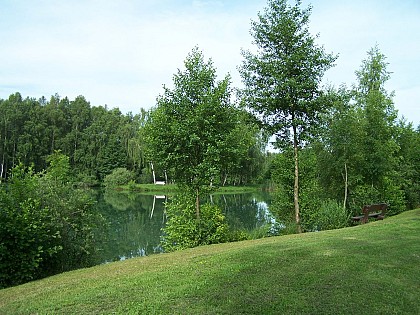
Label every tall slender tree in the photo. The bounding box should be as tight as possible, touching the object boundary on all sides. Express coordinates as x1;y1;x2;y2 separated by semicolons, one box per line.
144;47;237;218
355;45;399;186
239;0;337;228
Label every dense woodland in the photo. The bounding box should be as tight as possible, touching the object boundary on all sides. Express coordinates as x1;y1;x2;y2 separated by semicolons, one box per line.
1;0;420;288
0;93;266;186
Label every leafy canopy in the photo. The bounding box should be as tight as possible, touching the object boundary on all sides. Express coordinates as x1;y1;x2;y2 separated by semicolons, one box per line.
239;0;337;144
145;47;237;192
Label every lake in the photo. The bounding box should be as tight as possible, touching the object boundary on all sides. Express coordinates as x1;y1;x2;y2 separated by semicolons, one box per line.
94;190;278;263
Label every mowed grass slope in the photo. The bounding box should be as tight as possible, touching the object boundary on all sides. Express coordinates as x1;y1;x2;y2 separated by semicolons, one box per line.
1;209;419;314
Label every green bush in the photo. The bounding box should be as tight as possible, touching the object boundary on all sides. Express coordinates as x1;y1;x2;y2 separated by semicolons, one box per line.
348;179;405;216
302;199;350;231
0;191;61;288
103;168;135;188
348;184;381;214
161;193;231;252
138;167;153;184
0;164;60;288
0;155;105;289
127;180;137;191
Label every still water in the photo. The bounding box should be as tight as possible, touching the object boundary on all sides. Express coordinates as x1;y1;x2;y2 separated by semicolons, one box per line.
94;190;276;263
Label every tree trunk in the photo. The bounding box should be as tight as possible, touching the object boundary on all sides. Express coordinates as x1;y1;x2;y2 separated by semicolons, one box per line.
0;131;6;182
51;129;55;153
343;162;348;210
293;125;301;233
196;187;200;220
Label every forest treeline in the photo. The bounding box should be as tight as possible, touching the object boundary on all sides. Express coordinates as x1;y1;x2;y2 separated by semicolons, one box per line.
0;93;266;187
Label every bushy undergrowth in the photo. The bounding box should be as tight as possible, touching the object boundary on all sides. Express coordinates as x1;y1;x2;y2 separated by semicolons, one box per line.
0;153;105;289
302;199;349;231
103;168;135;188
161;193;245;252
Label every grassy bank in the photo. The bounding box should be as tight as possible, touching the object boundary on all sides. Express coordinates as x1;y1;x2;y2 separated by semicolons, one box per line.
1;209;419;314
116;183;262;194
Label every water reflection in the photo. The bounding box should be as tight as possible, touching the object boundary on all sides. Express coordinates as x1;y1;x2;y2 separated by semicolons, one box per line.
94;191;276;263
95;191;166;263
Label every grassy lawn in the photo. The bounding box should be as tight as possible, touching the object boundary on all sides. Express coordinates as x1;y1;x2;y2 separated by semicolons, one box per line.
1;209;419;314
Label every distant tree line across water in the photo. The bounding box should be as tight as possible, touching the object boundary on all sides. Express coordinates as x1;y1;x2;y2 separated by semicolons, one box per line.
0;92;266;187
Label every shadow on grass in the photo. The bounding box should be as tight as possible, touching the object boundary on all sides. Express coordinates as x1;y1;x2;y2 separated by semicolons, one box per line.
173;215;420;314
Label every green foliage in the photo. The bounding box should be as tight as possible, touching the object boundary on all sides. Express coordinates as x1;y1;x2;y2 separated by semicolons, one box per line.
0;93;149;185
315;87;365;202
103;167;135;188
311;47;417;217
240;0;337;145
73;172;99;188
37;176;104;274
302;199;350;231
240;0;337;226
161;193;231;252
138;167;153;184
46;150;70;182
145;47;238;193
0;164;61;288
395;121;420;210
0;153;104;288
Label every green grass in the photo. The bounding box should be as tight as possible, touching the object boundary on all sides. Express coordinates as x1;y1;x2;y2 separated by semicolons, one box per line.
1;209;419;314
213;185;262;194
118;183;179;194
117;183;261;194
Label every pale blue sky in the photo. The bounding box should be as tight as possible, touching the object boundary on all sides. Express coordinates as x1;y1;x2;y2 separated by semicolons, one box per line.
1;0;419;125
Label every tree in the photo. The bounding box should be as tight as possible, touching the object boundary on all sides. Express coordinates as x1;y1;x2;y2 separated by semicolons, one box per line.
62;95;92;168
316;86;366;210
127;109;149;176
395;121;420;209
355;45;399;185
218;110;266;186
43;94;69;154
316;47;405;215
239;0;336;228
144;47;237;218
0;93;29;180
81;106;127;180
353;46;403;214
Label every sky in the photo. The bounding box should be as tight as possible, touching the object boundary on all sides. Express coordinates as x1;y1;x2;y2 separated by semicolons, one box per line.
1;0;419;126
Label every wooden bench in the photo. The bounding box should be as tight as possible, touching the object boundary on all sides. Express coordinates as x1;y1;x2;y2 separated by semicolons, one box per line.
351;203;387;224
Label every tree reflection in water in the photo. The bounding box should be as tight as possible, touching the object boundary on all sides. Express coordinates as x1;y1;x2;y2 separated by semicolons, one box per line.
94;191;277;264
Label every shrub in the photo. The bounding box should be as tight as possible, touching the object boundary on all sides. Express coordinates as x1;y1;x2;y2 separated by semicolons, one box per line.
161;193;230;252
0;155;105;288
138;167;153;184
127;180;137;191
103;168;135;188
302;199;350;231
0;189;61;288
